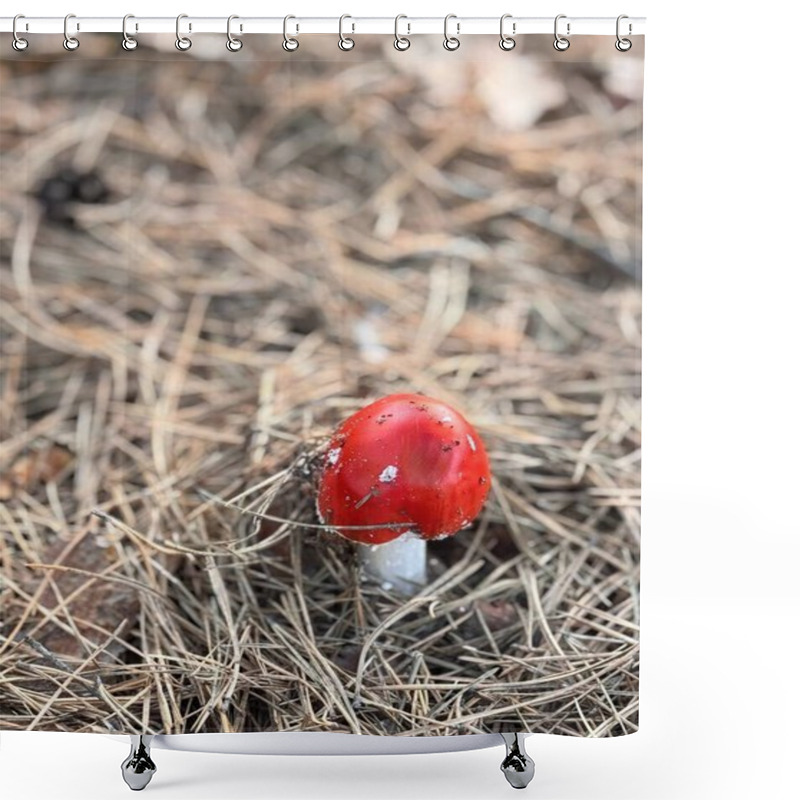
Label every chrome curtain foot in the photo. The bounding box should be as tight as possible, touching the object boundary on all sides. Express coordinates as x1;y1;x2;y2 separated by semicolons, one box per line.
121;735;157;791
499;733;535;790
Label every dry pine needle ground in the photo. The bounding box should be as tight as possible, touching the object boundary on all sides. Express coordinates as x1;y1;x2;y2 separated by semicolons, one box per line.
0;36;641;737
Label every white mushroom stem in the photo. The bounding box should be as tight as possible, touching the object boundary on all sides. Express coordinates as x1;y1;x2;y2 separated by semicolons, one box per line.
360;532;427;596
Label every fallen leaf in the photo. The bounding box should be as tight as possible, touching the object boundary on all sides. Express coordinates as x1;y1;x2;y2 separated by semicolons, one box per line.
0;444;73;499
476;59;568;131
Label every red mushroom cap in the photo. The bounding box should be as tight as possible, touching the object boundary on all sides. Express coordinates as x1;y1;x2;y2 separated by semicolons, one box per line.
316;394;491;545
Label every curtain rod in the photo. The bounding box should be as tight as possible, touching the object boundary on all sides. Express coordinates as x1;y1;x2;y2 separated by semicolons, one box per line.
1;16;646;37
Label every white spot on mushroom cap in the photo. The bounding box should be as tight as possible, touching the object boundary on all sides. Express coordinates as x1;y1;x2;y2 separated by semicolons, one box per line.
441;415;453;423
466;434;477;452
327;447;341;466
378;465;398;483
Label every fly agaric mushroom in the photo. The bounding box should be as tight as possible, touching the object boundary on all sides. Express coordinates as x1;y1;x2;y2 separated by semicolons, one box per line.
316;394;491;594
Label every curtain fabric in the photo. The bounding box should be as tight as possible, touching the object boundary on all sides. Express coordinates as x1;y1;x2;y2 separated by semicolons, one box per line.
0;32;643;739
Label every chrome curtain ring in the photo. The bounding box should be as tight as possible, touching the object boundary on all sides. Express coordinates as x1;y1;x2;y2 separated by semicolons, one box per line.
12;14;29;51
394;14;411;51
63;13;80;51
175;13;192;51
282;15;299;51
553;14;570;51
615;14;632;51
121;14;138;51
499;13;516;51
338;14;355;51
443;14;460;51
227;15;243;51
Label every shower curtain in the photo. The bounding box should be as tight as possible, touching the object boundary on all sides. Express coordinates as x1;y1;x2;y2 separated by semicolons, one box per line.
0;27;642;746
